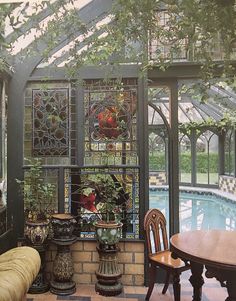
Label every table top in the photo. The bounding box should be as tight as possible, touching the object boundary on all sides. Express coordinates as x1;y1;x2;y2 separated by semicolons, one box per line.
170;230;236;270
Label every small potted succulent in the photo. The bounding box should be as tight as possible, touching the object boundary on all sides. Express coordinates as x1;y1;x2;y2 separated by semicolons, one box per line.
16;158;56;245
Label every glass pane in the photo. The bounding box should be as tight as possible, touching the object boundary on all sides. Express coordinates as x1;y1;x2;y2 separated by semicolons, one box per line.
179;134;191;183
209;134;219;185
196;130;218;185
225;129;235;176
148;86;170;235
32;89;69;156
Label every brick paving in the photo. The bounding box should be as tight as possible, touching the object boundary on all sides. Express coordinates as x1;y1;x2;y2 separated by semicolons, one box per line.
27;271;228;301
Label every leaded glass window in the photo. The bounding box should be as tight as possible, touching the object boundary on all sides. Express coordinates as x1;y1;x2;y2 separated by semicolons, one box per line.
66;167;139;239
32;89;69;156
84;79;138;166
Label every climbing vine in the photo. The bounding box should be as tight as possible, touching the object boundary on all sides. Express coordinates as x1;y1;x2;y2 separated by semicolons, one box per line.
179;113;236;136
0;0;235;84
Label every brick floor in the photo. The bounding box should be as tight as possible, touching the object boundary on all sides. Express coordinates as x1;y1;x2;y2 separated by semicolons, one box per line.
27;271;228;301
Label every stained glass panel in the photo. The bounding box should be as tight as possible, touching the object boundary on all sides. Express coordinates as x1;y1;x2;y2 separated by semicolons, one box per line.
65;167;140;239
84;80;138;166
32;89;69;156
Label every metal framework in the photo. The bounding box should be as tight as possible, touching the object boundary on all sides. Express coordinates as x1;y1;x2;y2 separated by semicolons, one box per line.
0;0;235;272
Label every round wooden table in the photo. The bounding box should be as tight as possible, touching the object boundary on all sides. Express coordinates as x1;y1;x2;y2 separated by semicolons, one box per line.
170;230;236;301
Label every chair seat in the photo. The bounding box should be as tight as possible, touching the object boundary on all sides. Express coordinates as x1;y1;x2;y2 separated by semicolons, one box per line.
149;250;187;269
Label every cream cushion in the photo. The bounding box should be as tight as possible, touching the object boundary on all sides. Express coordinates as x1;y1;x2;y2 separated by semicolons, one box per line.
0;246;41;301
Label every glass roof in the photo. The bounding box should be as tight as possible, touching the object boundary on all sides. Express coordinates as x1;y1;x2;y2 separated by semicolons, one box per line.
148;82;236;125
3;0;236;126
4;0;113;68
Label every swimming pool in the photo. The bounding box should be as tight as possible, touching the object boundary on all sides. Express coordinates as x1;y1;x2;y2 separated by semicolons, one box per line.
149;188;236;231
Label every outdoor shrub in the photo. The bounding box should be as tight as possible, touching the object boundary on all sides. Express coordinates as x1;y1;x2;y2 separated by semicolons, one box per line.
149;152;219;173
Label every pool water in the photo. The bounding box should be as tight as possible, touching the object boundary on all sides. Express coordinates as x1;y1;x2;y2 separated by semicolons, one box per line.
149;189;236;232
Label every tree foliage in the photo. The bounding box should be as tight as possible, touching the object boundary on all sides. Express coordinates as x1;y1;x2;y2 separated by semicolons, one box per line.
0;0;236;82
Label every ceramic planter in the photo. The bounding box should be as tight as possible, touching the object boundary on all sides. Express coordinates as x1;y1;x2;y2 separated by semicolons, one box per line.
51;213;76;241
24;220;50;246
94;221;123;245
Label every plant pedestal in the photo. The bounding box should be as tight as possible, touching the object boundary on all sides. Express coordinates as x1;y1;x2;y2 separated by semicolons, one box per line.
50;237;77;295
25;220;50;294
95;244;123;296
50;213;77;296
28;243;49;294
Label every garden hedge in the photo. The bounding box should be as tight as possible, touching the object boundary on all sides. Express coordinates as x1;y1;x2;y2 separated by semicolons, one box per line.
149;152;219;173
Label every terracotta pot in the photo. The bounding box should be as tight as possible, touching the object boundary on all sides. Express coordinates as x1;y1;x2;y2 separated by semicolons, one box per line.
94;221;123;245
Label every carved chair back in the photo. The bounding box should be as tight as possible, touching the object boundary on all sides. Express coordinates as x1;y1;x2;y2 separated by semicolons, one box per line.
144;208;168;255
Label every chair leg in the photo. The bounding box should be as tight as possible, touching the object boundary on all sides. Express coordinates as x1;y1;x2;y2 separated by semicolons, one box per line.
162;271;171;294
172;272;181;301
145;264;156;300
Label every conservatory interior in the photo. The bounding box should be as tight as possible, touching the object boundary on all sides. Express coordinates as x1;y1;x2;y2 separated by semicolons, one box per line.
0;0;236;301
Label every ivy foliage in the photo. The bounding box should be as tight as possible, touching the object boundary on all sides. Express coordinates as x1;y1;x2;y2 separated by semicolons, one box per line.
0;0;235;82
179;114;236;135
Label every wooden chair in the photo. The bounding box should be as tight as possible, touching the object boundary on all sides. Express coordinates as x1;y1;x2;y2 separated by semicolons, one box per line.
144;208;190;301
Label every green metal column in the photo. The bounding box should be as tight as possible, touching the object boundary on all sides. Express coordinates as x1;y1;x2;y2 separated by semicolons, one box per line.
191;129;197;186
168;79;179;236
218;131;225;176
138;75;149;239
234;130;236;177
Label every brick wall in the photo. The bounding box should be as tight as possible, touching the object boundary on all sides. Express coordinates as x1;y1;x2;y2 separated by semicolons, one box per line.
219;175;236;195
46;240;145;286
149;172;167;186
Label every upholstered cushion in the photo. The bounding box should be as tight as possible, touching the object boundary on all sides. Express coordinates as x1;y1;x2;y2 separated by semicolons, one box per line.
0;246;41;301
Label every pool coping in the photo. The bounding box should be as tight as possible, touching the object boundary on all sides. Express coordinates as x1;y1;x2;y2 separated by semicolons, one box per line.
149;185;236;203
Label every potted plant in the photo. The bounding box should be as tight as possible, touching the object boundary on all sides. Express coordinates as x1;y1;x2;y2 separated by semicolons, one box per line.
77;174;129;246
77;174;129;296
93;176;124;246
16;158;56;246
